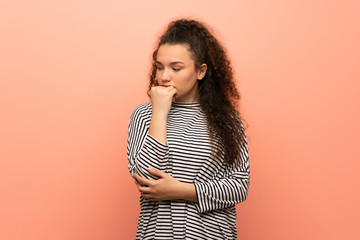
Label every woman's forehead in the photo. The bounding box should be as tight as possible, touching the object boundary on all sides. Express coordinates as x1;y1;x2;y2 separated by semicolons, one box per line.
156;44;194;64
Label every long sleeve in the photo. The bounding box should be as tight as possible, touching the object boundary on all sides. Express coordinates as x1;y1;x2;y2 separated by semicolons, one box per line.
194;141;250;213
127;104;170;180
129;102;249;239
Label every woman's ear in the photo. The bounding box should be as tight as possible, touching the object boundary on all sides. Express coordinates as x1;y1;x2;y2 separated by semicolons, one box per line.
197;64;207;80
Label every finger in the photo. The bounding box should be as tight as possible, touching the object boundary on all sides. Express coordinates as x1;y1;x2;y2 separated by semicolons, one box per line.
138;185;151;194
148;168;167;178
142;194;156;201
142;194;150;200
134;173;152;186
133;173;141;182
170;88;177;102
134;181;142;189
168;87;177;95
134;180;144;192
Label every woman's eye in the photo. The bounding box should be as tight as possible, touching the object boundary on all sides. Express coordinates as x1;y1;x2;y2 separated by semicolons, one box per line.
173;68;181;72
156;67;163;71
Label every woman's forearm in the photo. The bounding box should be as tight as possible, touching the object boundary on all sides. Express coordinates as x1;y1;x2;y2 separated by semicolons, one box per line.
148;113;168;145
178;182;198;202
148;86;177;145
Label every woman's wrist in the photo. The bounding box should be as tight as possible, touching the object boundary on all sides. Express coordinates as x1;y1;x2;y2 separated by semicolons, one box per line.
176;182;198;202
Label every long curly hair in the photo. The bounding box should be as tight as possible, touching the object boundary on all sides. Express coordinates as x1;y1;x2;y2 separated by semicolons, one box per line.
148;19;247;167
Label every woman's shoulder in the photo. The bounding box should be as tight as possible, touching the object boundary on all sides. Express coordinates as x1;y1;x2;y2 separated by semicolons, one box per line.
130;102;152;120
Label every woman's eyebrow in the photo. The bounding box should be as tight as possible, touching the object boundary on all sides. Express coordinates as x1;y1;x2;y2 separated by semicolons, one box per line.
155;61;184;65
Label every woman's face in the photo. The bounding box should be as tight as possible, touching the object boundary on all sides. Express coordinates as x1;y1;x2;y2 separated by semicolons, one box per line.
155;44;207;102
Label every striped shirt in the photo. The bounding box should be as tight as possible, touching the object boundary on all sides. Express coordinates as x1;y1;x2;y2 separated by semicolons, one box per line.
127;102;250;239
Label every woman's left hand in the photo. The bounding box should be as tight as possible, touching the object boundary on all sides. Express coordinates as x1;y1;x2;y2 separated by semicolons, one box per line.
134;168;184;201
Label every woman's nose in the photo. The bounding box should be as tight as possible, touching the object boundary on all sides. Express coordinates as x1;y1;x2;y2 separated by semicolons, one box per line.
161;69;171;81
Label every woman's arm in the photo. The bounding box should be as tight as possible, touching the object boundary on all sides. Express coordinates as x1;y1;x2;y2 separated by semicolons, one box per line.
194;148;250;213
132;132;250;207
127;86;177;180
127;105;169;180
134;168;198;202
133;152;249;207
148;86;177;144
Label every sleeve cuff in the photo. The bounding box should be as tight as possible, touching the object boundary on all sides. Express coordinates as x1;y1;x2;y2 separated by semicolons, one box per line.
194;182;207;213
146;134;169;152
133;134;170;177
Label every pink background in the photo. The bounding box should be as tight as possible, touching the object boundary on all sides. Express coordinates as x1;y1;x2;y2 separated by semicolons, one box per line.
1;0;359;239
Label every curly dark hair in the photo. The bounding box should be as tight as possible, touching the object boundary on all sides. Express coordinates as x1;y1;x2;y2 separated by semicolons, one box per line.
148;19;247;167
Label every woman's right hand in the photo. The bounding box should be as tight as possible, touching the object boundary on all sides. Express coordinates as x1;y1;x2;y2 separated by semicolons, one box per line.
150;86;177;117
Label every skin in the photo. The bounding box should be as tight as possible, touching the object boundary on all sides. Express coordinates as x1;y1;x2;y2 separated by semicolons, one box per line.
134;44;207;202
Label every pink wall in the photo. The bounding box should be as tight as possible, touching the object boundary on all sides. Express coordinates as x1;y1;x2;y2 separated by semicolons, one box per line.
1;1;359;239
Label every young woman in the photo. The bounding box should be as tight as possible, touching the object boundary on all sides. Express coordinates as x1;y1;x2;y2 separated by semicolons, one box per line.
127;19;250;239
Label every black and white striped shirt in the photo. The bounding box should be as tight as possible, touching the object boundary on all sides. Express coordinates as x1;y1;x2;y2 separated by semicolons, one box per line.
127;102;250;239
